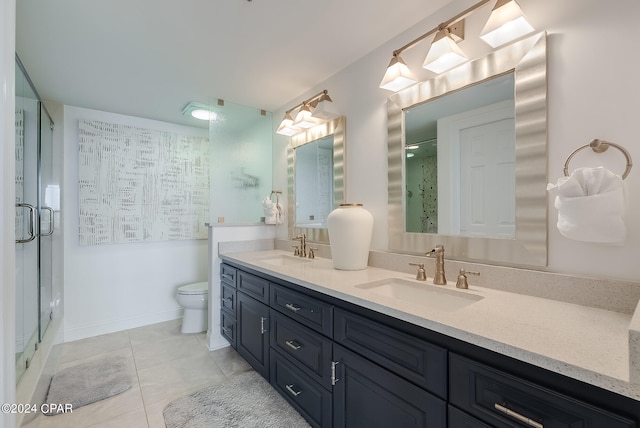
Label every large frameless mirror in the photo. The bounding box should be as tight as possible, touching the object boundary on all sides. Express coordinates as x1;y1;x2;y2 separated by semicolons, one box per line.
387;32;548;266
288;116;346;243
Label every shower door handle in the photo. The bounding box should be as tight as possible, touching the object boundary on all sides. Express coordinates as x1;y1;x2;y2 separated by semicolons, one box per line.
16;203;36;243
41;206;55;236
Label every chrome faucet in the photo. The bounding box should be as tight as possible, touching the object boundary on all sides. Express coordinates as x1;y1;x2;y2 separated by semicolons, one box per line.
427;245;446;285
293;233;307;258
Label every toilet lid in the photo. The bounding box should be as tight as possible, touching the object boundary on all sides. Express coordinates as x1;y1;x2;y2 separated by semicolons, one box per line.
178;282;208;295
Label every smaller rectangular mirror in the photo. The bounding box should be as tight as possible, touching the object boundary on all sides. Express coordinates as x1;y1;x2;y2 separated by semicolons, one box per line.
288;116;345;242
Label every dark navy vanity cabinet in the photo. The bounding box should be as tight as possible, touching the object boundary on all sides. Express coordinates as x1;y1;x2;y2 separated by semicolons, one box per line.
220;261;640;428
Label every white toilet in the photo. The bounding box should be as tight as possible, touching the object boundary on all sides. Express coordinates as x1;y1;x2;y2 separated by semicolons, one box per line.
176;281;208;334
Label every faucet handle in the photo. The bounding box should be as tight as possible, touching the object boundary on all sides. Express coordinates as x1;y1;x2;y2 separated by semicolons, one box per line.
308;247;318;259
409;263;427;281
292;245;300;256
456;269;480;289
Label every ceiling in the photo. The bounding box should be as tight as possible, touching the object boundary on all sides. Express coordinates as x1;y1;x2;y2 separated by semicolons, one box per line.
16;0;453;128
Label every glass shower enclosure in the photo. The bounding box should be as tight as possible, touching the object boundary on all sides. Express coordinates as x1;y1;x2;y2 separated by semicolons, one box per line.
15;55;55;383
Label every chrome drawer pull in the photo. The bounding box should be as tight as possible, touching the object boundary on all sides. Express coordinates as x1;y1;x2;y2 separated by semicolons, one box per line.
494;403;543;428
285;384;302;397
260;317;267;334
221;326;232;333
285;340;301;351
222;296;233;303
222;273;233;280
285;303;301;313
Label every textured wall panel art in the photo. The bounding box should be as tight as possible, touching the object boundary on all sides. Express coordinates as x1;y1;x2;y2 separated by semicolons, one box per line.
78;119;209;245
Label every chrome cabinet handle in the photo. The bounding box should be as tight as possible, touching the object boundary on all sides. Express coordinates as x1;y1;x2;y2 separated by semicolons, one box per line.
260;317;267;334
285;340;301;351
222;296;233;303
285;303;301;313
15;203;36;243
221;326;232;333
285;384;302;397
41;206;54;236
495;403;543;428
222;273;234;280
331;361;340;385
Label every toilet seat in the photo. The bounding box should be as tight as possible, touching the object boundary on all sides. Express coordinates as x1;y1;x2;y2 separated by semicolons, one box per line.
178;281;208;295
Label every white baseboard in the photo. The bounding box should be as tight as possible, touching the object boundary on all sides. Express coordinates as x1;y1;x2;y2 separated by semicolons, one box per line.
63;308;183;342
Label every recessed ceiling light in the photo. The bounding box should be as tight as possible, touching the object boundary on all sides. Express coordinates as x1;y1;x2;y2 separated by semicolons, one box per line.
182;102;217;121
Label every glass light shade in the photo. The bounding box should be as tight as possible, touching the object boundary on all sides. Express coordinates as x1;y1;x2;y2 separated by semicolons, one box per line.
379;55;417;92
480;0;535;48
293;104;317;129
276;113;300;136
423;29;468;74
310;96;337;121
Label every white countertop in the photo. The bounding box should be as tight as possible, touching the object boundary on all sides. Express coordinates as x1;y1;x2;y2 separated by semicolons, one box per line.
221;249;640;401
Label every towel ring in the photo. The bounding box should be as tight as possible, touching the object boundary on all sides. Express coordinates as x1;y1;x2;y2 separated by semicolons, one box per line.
270;190;282;205
563;139;633;179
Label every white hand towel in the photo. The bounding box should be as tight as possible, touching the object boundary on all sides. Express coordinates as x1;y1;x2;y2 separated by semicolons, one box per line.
275;202;284;225
547;167;625;243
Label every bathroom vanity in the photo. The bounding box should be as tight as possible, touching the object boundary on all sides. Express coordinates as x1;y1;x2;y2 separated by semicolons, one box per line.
219;250;640;428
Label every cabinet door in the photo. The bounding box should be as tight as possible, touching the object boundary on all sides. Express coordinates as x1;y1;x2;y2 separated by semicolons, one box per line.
237;292;270;378
333;344;446;428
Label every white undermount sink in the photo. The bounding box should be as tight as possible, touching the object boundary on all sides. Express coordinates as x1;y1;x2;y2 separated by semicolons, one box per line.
258;254;312;267
355;278;483;312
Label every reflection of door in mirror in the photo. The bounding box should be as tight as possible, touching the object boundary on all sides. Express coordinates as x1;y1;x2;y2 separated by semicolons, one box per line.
404;72;515;238
295;135;334;228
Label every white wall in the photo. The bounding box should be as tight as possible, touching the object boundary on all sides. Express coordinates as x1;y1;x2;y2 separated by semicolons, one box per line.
63;106;210;341
275;0;640;282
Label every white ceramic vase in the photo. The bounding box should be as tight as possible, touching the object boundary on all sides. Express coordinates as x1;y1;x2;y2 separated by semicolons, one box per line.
327;204;374;270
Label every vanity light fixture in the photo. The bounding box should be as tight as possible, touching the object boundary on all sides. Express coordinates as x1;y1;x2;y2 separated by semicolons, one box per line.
379;0;534;91
276;90;335;136
379;54;417;92
423;26;467;74
292;103;317;129
276;112;300;136
480;0;535;48
309;91;337;121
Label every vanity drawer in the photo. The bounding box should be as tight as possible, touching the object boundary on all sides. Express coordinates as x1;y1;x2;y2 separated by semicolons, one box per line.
270;283;333;337
220;311;236;348
237;270;270;303
221;284;236;314
449;353;636;428
220;264;237;287
270;348;332;428
270;309;333;389
334;308;447;399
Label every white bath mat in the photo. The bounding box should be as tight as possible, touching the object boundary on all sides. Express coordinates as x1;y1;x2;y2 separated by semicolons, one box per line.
163;370;311;428
43;356;132;416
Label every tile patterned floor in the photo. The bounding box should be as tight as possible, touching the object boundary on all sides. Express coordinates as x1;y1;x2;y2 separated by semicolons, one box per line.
21;319;252;428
